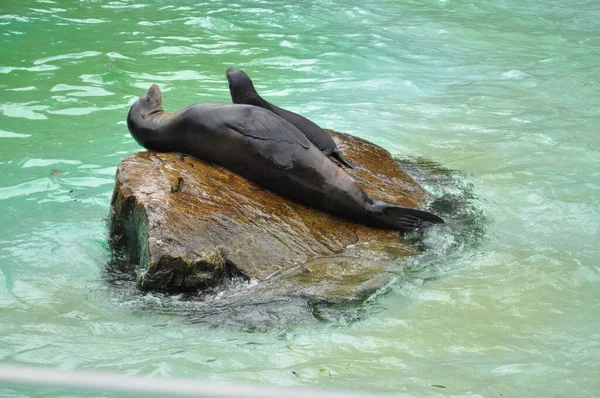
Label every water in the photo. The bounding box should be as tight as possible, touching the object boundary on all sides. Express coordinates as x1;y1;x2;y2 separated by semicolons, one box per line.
1;0;599;396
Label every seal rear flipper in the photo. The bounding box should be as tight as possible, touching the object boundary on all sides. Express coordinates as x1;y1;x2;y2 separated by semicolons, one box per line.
367;200;444;232
331;149;365;171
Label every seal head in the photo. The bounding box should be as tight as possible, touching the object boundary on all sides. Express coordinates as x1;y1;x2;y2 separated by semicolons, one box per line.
126;84;169;151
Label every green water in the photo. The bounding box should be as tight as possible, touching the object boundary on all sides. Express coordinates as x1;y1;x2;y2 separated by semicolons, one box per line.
1;0;599;396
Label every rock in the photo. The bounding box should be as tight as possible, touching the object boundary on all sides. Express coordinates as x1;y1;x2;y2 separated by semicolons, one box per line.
109;130;435;302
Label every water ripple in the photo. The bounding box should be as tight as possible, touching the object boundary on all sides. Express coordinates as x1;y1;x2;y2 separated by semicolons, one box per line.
0;102;49;119
0;129;31;138
33;51;102;65
0;64;59;74
142;46;199;56
50;84;114;97
57;16;107;24
0;178;60;200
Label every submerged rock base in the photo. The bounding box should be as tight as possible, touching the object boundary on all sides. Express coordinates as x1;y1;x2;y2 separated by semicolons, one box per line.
109;131;434;302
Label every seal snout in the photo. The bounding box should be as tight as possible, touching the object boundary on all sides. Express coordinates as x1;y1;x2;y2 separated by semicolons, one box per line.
148;83;161;96
226;67;243;79
145;83;163;105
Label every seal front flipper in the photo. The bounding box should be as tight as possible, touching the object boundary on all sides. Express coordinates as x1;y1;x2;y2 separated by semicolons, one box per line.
366;200;444;232
331;148;365;171
223;106;310;149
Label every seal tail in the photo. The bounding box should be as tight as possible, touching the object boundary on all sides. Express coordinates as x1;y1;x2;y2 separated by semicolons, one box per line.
366;200;444;232
331;149;365;171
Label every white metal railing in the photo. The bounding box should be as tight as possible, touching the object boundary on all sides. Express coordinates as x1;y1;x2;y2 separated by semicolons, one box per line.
0;365;409;398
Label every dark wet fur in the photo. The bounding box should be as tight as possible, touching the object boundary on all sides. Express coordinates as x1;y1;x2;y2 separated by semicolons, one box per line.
226;68;362;169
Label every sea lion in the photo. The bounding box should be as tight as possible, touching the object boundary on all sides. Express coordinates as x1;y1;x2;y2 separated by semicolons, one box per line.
127;84;443;232
226;67;361;169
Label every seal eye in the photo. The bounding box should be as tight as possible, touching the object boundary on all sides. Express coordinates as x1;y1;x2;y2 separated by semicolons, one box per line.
146;97;151;103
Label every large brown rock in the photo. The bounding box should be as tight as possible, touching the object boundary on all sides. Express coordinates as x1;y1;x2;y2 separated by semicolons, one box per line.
109;130;434;302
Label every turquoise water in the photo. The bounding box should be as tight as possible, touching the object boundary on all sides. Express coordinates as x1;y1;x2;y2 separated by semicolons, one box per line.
1;0;599;396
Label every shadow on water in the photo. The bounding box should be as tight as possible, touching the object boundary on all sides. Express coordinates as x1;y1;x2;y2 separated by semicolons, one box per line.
103;157;489;331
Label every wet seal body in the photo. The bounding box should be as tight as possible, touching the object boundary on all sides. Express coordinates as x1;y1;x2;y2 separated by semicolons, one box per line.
226;68;361;169
126;84;443;232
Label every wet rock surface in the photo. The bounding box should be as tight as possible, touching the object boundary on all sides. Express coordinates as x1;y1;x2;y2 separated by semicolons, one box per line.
109;130;436;302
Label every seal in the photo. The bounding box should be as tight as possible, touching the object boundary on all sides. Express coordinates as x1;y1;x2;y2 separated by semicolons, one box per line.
127;84;444;232
226;67;361;169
